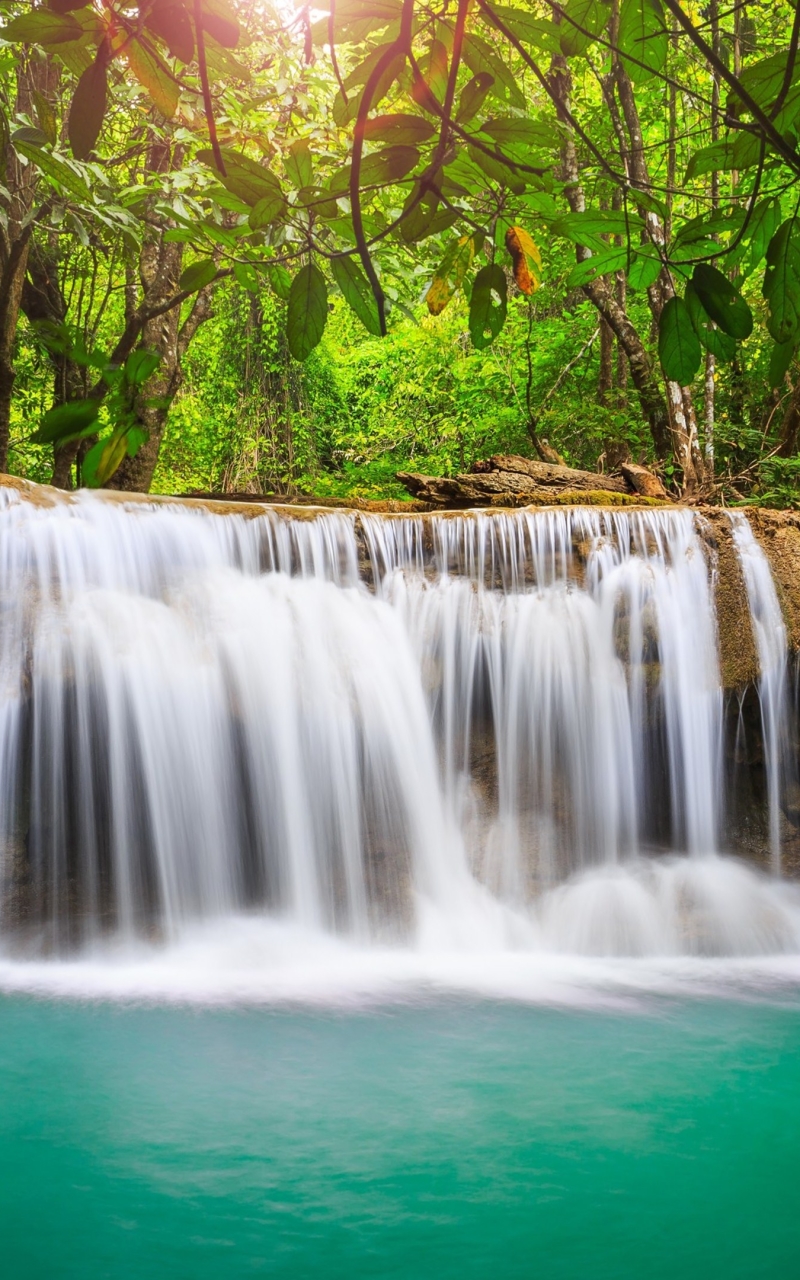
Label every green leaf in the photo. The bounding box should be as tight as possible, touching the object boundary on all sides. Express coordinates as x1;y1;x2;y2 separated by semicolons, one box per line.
286;263;328;360
567;246;631;287
31;91;57;147
285;138;313;190
266;263;292;301
658;296;702;384
3;10;82;44
363;114;435;145
684;141;736;182
618;0;668;84
11;126;51;147
33;399;100;446
468;263;508;349
125;426;149;458
736;49;795;112
12;141;92;203
768;339;796;388
560;0;607;58
463;34;525;110
684;281;737;362
626;251;662;290
741;199;782;270
426;235;478;314
488;8;560;54
124;349;161;386
763;218;800;344
68;47;108;160
455;73;495;124
233;261;260;293
331;257;382;336
691;264;753;339
179;258;217;292
197;147;284;213
82;432;129;488
248;192;285;229
126;37;179;118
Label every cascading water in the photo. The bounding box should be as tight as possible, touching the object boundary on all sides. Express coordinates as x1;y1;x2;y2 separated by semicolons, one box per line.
728;512;792;874
0;484;798;978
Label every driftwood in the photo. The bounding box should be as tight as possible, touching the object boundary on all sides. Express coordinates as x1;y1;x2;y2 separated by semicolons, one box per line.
396;454;665;509
619;461;668;499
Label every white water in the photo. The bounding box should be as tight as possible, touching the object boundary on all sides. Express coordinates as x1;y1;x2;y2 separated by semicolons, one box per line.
0;488;797;999
729;513;792;873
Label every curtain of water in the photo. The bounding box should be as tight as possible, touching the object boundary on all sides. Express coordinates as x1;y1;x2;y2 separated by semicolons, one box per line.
728;513;792;874
0;490;788;953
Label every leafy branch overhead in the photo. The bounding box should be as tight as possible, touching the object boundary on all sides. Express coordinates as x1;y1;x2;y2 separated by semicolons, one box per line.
2;0;800;492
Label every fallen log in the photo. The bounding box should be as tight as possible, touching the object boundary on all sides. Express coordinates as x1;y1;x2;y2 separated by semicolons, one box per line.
396;453;664;508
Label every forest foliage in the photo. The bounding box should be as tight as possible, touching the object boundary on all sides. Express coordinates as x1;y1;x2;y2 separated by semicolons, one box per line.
1;0;800;505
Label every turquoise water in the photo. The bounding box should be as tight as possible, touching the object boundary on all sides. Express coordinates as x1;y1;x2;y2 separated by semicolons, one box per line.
1;993;799;1279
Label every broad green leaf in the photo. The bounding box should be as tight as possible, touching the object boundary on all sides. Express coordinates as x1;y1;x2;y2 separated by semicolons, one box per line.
33;398;100;445
488;8;560;54
285;138;313;190
399;186;439;242
179;258;217;292
658;296;702;383
505;225;542;293
763;218;800;344
691;264;753;339
412;39;450;110
266;263;292;301
735;49;794;112
426;235;476;314
82;432;129;488
197;147;284;211
469;263;508;349
145;1;194;63
567;246;632;287
627;251;662;290
768;339;796;388
455;73;495;125
331;256;382;336
12;141;92;203
248;192;285;229
203;38;251;83
560;0;607;57
126;38;179;118
479;117;559;152
32;91;57;147
463;34;524;110
68;49;107;160
124;350;160;386
684;141;736;182
11;126;51;147
684;281;737;362
331;145;419;193
363;114;435;145
618;0;668;84
233;261;260;292
3;10;82;44
286;263;328;360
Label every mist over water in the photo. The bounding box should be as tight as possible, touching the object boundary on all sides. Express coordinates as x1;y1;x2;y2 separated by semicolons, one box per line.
0;488;798;1004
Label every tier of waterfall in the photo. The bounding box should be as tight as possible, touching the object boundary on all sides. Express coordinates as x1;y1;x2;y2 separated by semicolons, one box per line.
0;487;797;958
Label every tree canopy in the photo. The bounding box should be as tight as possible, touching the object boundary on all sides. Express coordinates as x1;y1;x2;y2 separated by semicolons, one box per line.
1;0;800;501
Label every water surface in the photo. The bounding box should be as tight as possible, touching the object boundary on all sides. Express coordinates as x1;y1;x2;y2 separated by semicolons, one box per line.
2;993;798;1279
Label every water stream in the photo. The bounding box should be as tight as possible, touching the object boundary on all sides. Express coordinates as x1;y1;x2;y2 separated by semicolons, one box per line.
0;488;797;986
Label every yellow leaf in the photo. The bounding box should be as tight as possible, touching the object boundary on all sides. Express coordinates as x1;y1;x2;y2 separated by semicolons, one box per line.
505;225;542;295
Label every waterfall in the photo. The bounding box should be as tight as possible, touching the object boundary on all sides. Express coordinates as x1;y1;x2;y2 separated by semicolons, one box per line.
0;486;797;962
729;513;791;874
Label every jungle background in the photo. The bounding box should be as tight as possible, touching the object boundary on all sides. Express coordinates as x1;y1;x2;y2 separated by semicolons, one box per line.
2;0;800;507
